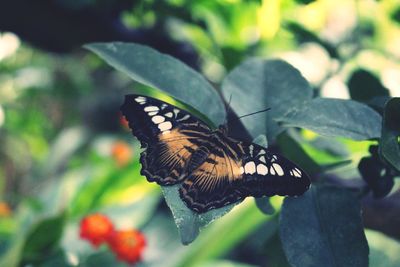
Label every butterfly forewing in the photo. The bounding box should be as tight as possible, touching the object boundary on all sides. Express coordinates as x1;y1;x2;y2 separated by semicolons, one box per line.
121;94;212;185
122;94;311;213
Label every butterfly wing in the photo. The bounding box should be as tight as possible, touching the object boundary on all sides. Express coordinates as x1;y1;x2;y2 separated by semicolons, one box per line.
121;94;213;185
179;140;311;213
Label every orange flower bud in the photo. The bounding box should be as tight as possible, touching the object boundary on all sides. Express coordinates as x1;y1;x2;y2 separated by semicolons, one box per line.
0;202;11;217
111;141;132;167
119;113;130;130
108;229;146;265
79;213;114;247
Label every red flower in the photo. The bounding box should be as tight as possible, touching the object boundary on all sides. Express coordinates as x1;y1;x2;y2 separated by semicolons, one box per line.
108;229;146;265
79;213;114;247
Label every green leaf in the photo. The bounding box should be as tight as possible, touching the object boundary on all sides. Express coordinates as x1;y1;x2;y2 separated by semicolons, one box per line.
20;213;66;265
280;185;369;267
85;42;226;126
161;185;236;245
367;229;400;267
379;97;400;172
277;98;382;140
221;59;313;142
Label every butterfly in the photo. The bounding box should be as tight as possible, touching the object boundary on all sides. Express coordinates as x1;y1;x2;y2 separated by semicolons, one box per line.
121;94;311;213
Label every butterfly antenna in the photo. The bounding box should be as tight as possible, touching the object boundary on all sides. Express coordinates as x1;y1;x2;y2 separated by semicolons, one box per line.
235;108;272;120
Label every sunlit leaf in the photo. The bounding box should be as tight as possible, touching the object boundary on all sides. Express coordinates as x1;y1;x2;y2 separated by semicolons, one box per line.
280;185;369;267
85;42;226;126
367;229;400;267
277;98;382;140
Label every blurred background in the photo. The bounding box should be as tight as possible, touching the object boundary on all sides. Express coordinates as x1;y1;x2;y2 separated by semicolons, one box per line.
0;0;400;266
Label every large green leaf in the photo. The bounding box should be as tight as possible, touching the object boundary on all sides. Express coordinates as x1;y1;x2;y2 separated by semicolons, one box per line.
277;98;382;140
85;42;226;126
20;213;66;265
379;97;400;172
221;59;313;142
280;185;369;267
162;185;236;245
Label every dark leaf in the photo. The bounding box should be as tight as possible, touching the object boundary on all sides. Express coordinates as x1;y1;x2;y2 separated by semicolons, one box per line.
348;69;389;103
20;213;66;265
285;22;338;58
85;42;226;126
379;97;400;172
280;185;369;267
277;98;382;140
358;155;394;198
221;59;313;142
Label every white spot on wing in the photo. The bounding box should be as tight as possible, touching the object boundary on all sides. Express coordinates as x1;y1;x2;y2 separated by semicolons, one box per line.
239;166;244;174
148;111;158;116
257;164;268;175
257;149;266;156
293;168;302;178
144;106;159;112
270;166;276;175
134;96;146;103
158;121;172;131
259;156;266;163
165;112;173;118
152;115;165;124
272;155;278;162
173;108;180;116
244;161;256;175
249;145;254;156
273;163;284;176
177;114;190;122
162;130;171;135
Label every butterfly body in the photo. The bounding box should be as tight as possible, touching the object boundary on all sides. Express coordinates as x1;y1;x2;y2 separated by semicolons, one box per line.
121;94;311;213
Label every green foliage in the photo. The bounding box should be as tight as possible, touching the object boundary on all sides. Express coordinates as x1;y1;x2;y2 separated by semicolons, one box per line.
277;98;382;140
1;1;400;266
280;186;369;267
379;98;400;172
221;59;313;142
85;42;226;126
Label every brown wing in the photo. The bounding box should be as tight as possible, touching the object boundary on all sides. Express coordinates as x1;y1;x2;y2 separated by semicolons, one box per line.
140;128;204;185
179;149;245;213
121;94;213;185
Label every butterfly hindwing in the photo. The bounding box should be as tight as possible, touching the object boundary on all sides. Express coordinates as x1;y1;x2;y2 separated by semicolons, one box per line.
179;142;245;213
121;94;212;185
179;141;311;213
238;143;311;198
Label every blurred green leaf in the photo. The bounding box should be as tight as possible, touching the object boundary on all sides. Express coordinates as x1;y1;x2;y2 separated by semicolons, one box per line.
221;59;313;142
20;212;66;265
379;97;400;172
173;202;269;267
194;260;257;267
348;69;389;103
277;98;382;140
161;185;236;245
280;185;369;267
85;42;226;126
366;229;400;267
